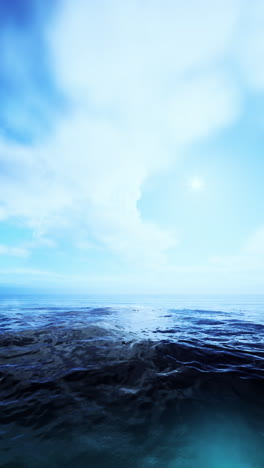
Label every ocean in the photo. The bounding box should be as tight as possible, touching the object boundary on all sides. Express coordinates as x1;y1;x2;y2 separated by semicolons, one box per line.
0;294;263;467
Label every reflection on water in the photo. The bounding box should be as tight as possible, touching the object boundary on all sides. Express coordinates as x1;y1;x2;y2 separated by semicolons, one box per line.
0;294;263;467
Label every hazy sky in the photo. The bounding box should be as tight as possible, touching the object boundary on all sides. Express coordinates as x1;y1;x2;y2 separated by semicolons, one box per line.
1;0;264;293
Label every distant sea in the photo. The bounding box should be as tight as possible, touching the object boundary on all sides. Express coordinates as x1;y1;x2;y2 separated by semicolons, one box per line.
0;294;264;467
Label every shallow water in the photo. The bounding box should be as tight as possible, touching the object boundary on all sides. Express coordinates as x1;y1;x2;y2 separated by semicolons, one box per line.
0;294;264;467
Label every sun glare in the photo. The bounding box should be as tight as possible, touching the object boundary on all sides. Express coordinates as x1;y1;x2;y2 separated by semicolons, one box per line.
189;177;204;191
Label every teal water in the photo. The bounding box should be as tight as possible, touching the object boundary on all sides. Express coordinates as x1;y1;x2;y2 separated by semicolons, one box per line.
0;294;263;467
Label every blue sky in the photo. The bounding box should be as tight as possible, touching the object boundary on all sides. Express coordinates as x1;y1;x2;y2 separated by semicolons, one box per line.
1;0;264;293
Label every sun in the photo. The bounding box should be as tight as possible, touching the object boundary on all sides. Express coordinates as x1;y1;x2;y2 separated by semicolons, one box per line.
189;177;204;191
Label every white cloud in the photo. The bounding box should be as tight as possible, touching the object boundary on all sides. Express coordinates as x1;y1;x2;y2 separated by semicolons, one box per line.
0;245;29;258
236;0;264;90
168;71;240;144
2;224;264;292
1;0;261;269
244;226;264;256
209;226;264;274
0;236;56;258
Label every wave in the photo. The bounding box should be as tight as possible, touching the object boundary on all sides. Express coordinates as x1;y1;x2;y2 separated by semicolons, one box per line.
1;325;264;424
1;304;264;467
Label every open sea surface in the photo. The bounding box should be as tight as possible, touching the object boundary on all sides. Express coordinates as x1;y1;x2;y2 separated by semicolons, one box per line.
0;294;264;467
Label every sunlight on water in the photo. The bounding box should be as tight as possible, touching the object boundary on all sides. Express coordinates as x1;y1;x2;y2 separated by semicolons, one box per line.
168;414;262;468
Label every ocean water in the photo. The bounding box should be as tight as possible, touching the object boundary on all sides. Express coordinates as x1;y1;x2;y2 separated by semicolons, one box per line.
0;293;264;467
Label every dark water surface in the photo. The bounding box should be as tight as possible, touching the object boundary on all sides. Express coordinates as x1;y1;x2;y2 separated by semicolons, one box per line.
0;294;264;467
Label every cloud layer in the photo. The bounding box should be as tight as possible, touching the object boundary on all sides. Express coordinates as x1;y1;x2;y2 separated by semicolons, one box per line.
1;0;264;275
